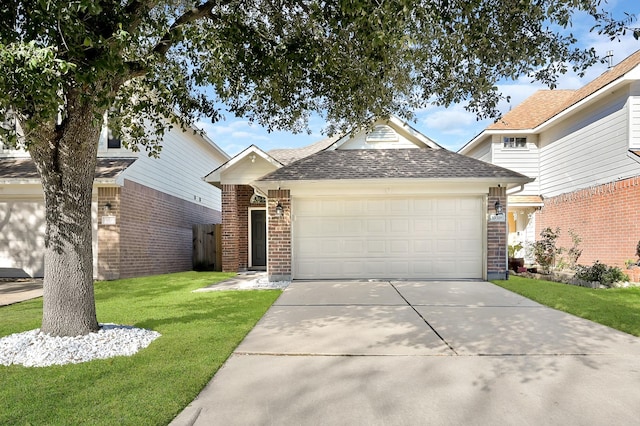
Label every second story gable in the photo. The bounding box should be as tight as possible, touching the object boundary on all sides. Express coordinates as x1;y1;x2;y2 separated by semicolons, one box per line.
460;50;640;198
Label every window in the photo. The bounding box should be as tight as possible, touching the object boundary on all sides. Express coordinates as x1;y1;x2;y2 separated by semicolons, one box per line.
107;128;122;149
503;137;527;148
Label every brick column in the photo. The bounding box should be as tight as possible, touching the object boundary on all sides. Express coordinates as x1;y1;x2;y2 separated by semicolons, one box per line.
221;185;240;272
267;189;291;282
221;184;252;272
97;187;121;280
487;186;508;280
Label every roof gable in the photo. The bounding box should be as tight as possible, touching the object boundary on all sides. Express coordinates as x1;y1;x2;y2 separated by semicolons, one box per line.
204;145;282;186
461;49;640;153
332;116;441;150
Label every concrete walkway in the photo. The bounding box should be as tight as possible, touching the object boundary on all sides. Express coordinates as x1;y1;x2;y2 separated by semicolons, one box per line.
171;280;640;425
0;280;43;306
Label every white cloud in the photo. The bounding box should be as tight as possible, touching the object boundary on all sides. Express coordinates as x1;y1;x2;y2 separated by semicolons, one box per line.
422;107;478;135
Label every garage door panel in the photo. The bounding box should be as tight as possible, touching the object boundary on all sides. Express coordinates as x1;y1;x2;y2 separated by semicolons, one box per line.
0;200;46;277
293;197;483;279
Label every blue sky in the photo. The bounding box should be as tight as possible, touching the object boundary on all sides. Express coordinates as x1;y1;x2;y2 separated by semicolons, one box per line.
198;2;639;156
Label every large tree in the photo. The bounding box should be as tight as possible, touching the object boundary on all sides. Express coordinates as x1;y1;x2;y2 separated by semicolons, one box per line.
0;0;636;336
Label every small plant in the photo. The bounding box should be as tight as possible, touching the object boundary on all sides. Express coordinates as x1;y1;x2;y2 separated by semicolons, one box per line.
625;259;637;269
508;243;523;258
567;229;583;269
574;261;630;287
532;227;560;273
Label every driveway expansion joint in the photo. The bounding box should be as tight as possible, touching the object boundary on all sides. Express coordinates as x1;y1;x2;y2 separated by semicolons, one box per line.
389;281;459;355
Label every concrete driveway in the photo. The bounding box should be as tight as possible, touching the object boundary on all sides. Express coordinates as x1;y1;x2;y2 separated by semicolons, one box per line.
171;280;640;425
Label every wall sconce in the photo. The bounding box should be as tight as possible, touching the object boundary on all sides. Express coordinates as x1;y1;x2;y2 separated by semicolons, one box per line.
494;200;503;215
104;202;112;214
275;201;284;218
250;154;256;163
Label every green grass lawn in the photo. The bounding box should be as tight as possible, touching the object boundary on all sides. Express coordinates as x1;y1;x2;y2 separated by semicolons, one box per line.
0;271;282;425
493;276;640;337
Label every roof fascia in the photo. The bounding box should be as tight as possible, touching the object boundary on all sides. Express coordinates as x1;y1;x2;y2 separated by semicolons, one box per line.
254;176;533;193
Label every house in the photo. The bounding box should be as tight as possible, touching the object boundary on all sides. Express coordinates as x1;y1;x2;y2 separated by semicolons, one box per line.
459;50;640;277
0;123;229;280
206;116;532;282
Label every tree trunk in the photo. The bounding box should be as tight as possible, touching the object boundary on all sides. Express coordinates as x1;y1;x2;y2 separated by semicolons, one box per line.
30;91;103;336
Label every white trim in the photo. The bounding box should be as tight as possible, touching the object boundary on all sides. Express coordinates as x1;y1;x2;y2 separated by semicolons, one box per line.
248;207;267;269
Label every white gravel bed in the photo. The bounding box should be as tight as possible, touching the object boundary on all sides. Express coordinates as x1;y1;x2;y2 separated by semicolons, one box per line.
195;274;290;292
0;323;160;368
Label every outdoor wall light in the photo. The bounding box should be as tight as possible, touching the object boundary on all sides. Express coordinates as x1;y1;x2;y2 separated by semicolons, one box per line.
104;202;112;214
275;201;284;217
494;200;503;215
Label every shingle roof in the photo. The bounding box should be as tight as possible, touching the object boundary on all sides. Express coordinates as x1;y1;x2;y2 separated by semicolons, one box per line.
489;49;640;130
268;135;340;165
257;148;531;181
488;90;575;130
0;158;136;179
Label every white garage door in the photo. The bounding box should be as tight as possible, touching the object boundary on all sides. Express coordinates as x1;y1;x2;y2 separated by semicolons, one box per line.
0;200;46;277
293;197;484;279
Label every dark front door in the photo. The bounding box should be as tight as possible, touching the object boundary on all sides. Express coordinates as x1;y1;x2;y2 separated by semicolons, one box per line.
251;210;267;267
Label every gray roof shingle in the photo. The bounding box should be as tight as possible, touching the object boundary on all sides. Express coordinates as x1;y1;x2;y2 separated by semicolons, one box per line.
0;158;136;179
267;136;340;165
257;148;530;181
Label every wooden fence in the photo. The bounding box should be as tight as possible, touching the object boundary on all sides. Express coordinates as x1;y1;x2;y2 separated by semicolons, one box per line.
192;224;222;271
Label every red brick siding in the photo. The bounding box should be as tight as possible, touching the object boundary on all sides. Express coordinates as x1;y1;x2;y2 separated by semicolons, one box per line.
221;184;253;272
536;176;640;280
114;179;220;279
487;187;508;279
97;187;121;280
267;190;291;280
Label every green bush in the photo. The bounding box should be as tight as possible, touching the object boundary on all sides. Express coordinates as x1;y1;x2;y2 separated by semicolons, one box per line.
574;261;629;287
532;227;560;272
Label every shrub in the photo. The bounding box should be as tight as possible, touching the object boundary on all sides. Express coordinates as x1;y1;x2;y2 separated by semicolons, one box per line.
636;240;640;259
574;261;630;287
532;227;560;272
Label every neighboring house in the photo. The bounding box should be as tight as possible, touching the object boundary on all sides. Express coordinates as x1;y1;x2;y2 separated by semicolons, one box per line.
0;123;229;279
206;116;531;282
459;50;640;276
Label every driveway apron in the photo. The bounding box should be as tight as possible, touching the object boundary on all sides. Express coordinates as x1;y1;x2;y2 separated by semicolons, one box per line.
171;280;640;426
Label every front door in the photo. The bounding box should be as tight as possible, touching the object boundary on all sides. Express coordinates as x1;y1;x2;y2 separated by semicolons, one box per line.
250;209;267;268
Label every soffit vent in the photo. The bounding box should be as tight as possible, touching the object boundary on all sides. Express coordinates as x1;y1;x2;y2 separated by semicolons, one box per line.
365;125;399;143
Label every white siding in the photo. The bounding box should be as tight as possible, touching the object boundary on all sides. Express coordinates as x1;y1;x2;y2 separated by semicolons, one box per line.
339;128;421;150
493;134;540;195
117;127;227;211
465;140;492;163
630;82;640;150
539;89;639;197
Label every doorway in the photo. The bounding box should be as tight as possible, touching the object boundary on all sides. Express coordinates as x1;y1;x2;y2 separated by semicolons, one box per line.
250;209;266;269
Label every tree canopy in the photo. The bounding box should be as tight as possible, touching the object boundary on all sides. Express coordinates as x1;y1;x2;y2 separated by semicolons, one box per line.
1;0;637;150
0;0;637;336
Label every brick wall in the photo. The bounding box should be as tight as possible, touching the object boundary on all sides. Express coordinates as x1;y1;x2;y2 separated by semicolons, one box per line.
267;189;291;281
111;179;221;279
487;187;508;280
221;184;253;272
97;187;121;280
536;176;640;280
